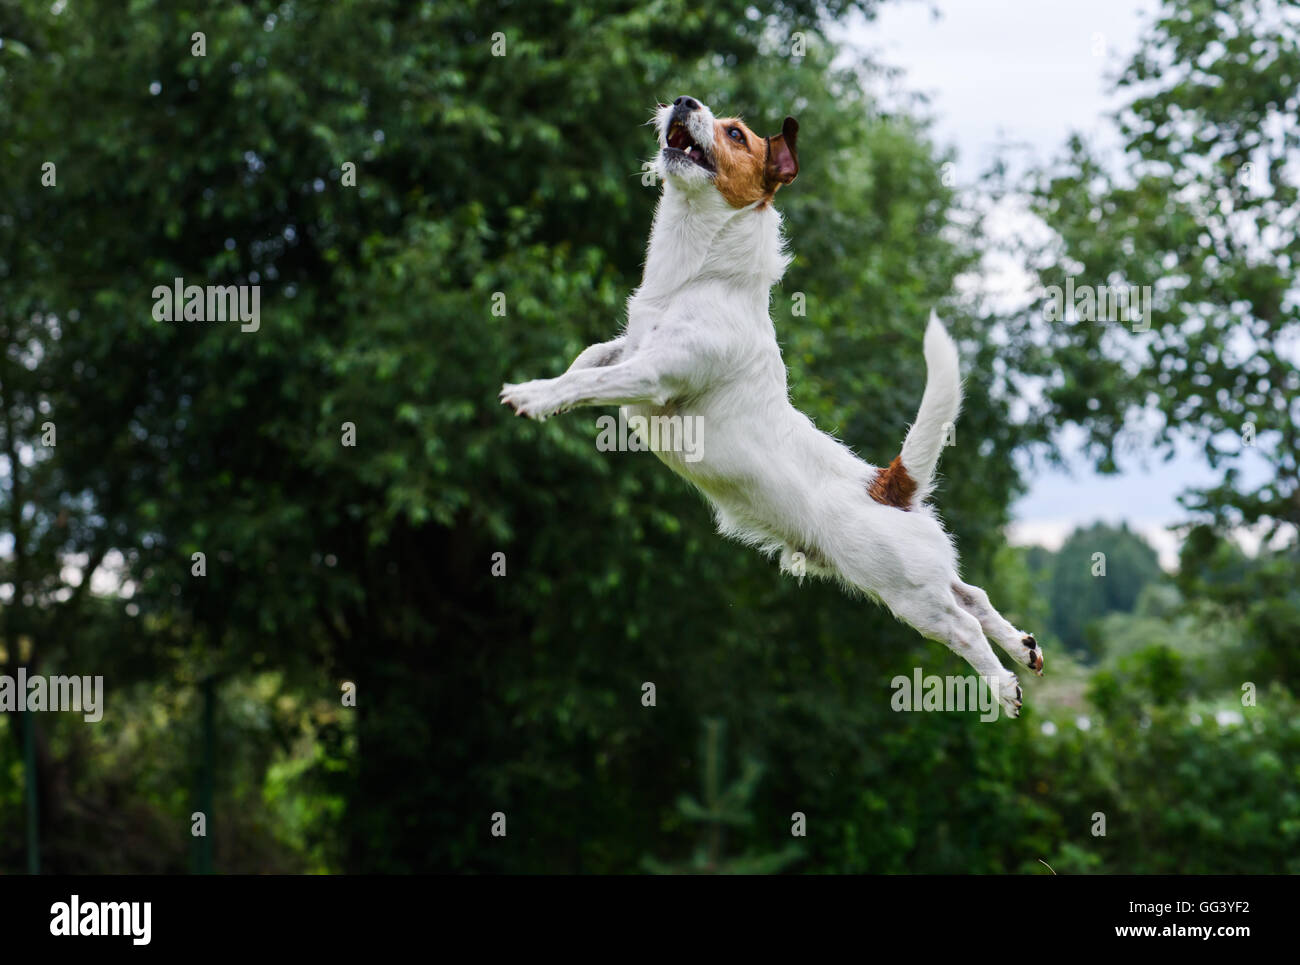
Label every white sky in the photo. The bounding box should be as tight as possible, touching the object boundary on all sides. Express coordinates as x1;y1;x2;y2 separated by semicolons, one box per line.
847;0;1155;177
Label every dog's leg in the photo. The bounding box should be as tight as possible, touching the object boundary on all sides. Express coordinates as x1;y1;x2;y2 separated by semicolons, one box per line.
887;591;1023;718
502;344;691;420
566;337;626;373
951;580;1043;675
934;605;1023;719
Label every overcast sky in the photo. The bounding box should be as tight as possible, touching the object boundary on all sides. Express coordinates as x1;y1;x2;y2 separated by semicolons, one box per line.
839;0;1223;566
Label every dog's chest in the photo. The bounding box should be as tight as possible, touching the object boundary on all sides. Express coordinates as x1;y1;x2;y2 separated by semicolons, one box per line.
620;283;788;484
625;286;769;361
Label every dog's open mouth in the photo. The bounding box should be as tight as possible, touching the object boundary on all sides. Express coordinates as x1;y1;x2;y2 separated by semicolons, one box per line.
666;120;715;173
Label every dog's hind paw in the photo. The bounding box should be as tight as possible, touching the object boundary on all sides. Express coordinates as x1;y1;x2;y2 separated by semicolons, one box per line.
992;671;1022;719
1022;634;1044;676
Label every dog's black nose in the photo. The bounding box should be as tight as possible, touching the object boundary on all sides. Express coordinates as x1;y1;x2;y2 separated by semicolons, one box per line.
673;96;701;111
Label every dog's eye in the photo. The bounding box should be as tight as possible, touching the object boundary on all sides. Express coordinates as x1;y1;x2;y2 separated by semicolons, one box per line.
728;127;743;141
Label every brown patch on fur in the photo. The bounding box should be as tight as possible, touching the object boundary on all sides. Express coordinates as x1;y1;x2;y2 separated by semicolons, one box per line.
711;115;799;208
867;457;917;510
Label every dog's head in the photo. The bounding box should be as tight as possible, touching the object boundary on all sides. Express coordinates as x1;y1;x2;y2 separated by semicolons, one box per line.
654;96;799;208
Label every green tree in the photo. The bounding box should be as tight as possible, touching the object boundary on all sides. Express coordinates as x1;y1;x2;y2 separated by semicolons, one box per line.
643;719;803;874
13;0;1292;878
3;0;1049;873
1044;523;1165;658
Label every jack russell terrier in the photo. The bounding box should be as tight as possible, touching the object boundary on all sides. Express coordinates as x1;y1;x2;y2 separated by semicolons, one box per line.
501;96;1042;717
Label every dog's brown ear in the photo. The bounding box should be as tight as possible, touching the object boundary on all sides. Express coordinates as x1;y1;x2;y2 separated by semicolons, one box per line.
765;116;799;185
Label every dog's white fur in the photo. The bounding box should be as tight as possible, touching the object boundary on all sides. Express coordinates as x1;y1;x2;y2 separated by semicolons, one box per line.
501;98;1041;716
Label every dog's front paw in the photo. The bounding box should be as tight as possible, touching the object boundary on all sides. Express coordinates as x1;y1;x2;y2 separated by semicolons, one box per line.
499;379;569;421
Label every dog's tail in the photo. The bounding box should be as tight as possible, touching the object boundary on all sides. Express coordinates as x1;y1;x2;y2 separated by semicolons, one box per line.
870;311;962;509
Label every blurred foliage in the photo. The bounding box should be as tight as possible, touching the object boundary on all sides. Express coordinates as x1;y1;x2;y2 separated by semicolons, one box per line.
1025;0;1300;680
0;0;1295;873
1024;522;1165;659
1027;0;1300;501
643;719;805;874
